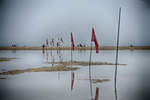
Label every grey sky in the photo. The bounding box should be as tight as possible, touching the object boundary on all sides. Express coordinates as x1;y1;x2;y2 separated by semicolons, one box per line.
0;0;150;46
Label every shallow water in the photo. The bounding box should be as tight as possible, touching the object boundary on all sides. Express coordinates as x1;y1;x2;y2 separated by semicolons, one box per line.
0;50;150;100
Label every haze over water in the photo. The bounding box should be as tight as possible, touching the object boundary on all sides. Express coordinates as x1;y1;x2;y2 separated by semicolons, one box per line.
0;0;150;46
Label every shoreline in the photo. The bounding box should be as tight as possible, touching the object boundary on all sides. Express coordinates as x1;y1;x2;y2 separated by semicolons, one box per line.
0;46;150;50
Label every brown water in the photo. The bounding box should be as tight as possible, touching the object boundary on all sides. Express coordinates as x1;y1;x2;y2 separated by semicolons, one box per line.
0;50;150;100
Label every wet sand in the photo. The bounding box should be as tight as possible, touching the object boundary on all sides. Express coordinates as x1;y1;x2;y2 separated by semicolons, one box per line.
0;65;79;75
49;61;127;66
92;79;110;83
0;60;126;75
78;79;110;83
0;57;17;62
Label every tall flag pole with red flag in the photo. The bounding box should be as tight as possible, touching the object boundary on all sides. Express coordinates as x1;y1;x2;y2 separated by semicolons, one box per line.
50;38;54;67
51;39;54;47
114;7;122;100
89;27;99;100
60;37;63;43
46;39;49;52
71;32;75;91
46;39;49;47
50;38;54;58
50;39;52;56
91;28;99;53
46;39;49;62
71;32;75;50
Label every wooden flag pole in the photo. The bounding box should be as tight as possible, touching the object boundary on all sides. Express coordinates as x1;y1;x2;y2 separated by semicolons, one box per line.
89;27;99;100
114;7;122;100
89;41;93;100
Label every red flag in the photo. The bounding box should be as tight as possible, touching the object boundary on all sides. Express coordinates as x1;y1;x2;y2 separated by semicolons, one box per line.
94;87;99;100
71;32;75;50
91;27;99;53
60;37;63;42
46;39;49;46
51;39;54;46
91;27;95;42
71;72;75;91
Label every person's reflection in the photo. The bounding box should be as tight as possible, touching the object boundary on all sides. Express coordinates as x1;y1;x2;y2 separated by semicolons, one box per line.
12;50;16;53
50;48;52;56
46;50;49;62
42;49;45;54
57;50;63;80
42;49;45;59
60;54;63;62
42;44;45;54
52;55;55;67
58;71;60;80
59;54;63;62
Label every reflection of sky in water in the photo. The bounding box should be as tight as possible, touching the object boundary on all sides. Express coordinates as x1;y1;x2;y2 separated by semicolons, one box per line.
0;50;150;100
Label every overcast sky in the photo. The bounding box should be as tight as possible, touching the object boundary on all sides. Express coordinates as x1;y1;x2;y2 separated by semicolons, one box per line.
0;0;150;46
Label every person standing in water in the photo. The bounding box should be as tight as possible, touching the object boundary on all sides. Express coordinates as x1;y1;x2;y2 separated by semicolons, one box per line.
42;44;45;54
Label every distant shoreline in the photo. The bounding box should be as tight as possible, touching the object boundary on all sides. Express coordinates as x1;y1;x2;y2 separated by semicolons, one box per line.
0;46;150;50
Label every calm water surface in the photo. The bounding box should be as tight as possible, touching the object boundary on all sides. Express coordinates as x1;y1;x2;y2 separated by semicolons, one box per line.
0;50;150;100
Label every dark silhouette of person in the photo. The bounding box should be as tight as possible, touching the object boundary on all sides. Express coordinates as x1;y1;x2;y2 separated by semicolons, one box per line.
42;44;45;54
